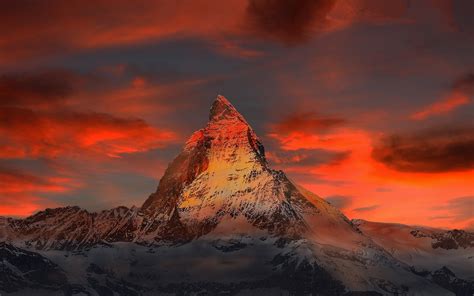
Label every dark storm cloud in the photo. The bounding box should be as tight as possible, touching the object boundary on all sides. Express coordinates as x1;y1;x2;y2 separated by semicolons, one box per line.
353;205;379;212
245;0;337;44
0;70;78;107
325;195;353;209
372;126;474;173
452;72;474;94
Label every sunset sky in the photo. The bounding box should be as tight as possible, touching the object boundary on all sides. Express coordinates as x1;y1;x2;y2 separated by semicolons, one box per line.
0;0;472;230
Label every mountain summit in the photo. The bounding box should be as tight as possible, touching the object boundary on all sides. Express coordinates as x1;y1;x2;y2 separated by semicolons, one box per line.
209;95;248;122
141;95;354;241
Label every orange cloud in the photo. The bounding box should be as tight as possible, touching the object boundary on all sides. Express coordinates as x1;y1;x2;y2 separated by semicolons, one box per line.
411;73;473;120
0;0;247;64
0;107;176;159
268;128;368;152
411;93;470;120
77;74;211;119
0;168;76;216
0;70;178;160
268;113;474;230
271;112;346;134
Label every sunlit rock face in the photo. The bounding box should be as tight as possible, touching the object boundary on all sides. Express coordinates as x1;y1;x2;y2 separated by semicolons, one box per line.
141;95;356;240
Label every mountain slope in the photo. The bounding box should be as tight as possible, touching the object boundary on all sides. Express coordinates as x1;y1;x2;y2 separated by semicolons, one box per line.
354;220;474;276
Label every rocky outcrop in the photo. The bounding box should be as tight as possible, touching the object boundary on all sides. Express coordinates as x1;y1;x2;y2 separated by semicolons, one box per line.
410;229;474;250
0;242;67;293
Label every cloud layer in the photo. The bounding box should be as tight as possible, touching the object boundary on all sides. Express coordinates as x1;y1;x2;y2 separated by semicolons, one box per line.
372;126;474;173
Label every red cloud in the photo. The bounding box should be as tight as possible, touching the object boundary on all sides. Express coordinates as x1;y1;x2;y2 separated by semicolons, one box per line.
411;93;470;120
411;73;473;120
0;168;76;216
0;69;178;160
0;107;176;159
271;112;346;134
0;0;248;64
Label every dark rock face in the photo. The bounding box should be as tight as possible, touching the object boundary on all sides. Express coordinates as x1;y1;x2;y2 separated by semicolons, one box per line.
0;242;67;293
271;254;347;295
86;263;143;296
211;238;248;252
410;265;474;295
410;229;474;250
132;256;350;296
429;267;474;296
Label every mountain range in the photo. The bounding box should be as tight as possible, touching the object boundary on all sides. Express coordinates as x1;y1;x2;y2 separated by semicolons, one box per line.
1;96;472;295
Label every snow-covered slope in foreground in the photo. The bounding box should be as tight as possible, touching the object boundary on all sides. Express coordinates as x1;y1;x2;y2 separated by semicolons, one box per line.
354;219;474;294
0;96;471;295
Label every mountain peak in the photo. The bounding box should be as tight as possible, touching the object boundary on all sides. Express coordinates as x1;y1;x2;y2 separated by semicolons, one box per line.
141;94;355;240
209;95;246;123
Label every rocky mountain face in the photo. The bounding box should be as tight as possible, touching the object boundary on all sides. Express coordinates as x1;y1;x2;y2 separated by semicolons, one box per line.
0;96;472;295
141;95;352;240
0;242;68;294
410;229;474;250
1;206;142;250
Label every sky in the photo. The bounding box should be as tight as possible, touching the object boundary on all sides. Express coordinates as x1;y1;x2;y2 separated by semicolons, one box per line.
0;0;473;230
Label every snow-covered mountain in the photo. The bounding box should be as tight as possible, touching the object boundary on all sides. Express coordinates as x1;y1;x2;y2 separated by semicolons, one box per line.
1;96;472;295
141;95;358;242
353;219;474;294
